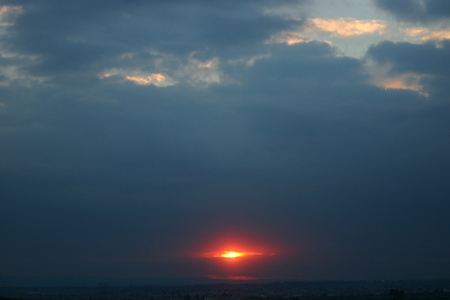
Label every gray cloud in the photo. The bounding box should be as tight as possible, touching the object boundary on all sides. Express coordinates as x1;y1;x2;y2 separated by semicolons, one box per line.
367;40;450;76
367;40;450;100
374;0;450;22
1;0;449;283
1;0;301;81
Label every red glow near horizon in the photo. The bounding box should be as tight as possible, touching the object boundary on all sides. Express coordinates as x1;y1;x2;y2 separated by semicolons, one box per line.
199;250;270;258
190;233;285;282
206;275;270;280
221;251;244;258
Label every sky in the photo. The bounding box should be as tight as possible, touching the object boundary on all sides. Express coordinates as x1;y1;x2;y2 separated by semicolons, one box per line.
1;0;450;284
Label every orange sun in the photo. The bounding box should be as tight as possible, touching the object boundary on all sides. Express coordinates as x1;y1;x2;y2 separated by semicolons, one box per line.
220;251;244;258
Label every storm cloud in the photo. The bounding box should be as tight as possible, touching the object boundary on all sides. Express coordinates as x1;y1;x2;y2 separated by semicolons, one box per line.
374;0;450;22
0;0;449;283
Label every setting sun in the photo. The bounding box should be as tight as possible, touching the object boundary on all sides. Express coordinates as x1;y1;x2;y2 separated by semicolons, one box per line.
220;251;244;258
199;250;269;258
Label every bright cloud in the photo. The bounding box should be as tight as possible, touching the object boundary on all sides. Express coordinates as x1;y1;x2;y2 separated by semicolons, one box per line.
372;73;428;96
403;27;450;42
267;17;386;48
0;5;23;52
181;55;223;87
0;5;23;26
0;5;45;86
265;31;314;45
99;52;224;88
228;54;272;67
307;18;387;38
100;69;177;87
366;60;429;97
125;74;169;86
0;60;48;87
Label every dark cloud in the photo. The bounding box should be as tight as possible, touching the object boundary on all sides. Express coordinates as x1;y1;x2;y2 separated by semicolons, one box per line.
0;0;449;283
367;40;450;100
374;0;450;22
1;0;301;79
367;40;450;76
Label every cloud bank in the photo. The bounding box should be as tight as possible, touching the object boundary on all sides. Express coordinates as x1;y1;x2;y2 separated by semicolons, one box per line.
0;0;449;283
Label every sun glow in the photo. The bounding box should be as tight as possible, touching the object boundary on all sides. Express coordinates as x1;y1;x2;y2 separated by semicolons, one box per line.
220;251;244;258
199;250;268;258
206;275;270;280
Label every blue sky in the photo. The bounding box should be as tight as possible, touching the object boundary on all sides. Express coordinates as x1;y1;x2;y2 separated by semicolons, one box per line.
1;0;450;284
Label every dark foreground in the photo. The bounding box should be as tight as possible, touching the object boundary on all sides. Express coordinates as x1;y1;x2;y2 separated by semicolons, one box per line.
1;280;450;300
